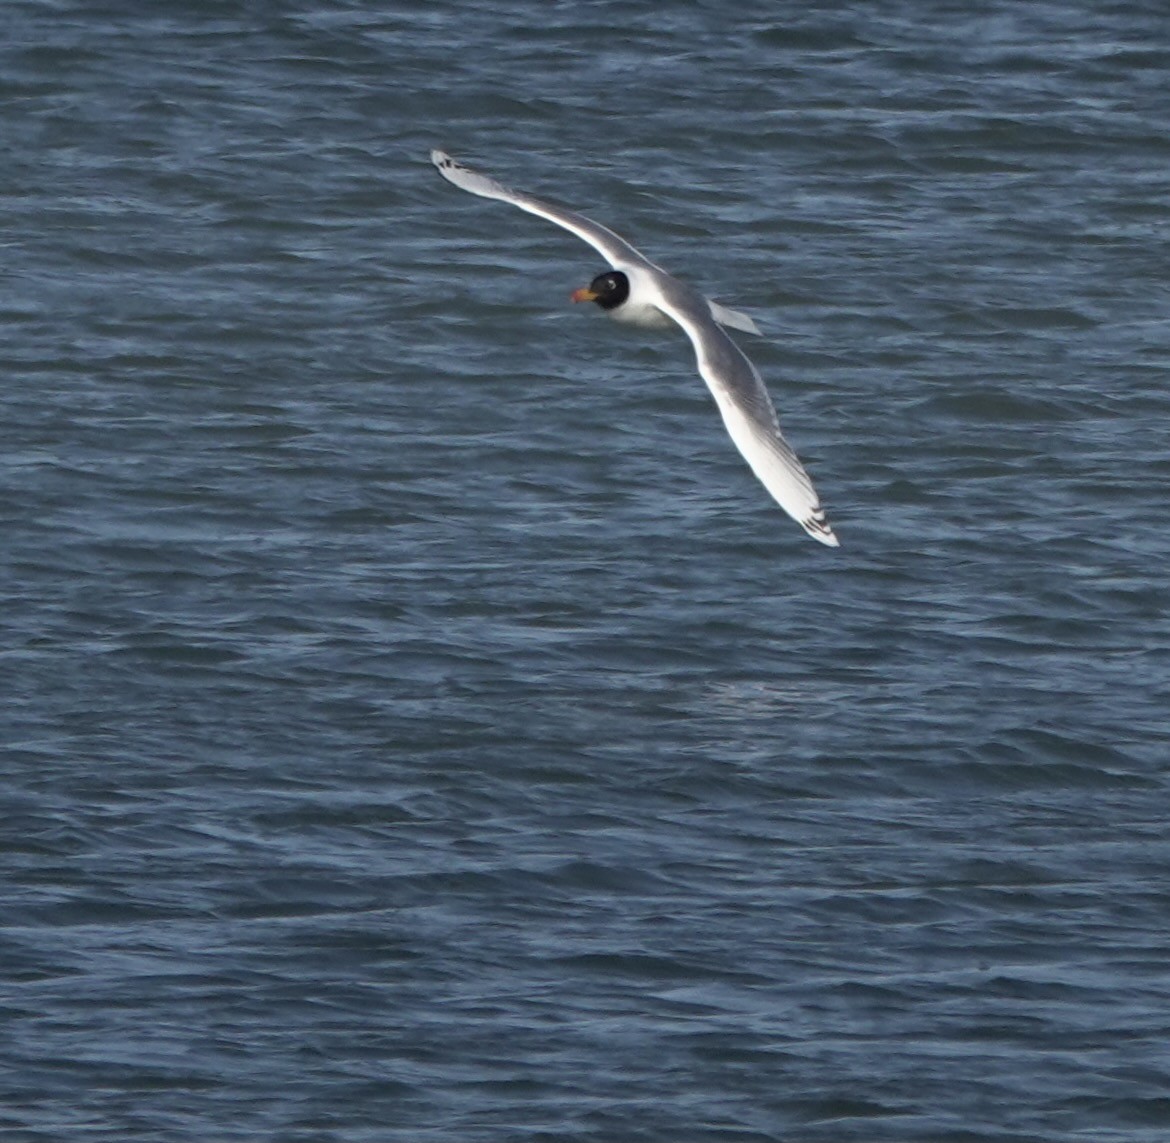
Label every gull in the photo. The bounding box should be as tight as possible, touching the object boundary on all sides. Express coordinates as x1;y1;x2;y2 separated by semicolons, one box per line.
430;149;839;547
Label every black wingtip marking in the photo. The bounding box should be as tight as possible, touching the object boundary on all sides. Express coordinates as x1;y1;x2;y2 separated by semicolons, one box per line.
803;513;839;545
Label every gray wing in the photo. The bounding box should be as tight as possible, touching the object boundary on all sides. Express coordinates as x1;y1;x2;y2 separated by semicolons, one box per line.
652;280;839;547
431;150;653;271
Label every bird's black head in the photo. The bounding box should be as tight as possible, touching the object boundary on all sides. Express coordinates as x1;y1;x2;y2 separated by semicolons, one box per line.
572;270;629;311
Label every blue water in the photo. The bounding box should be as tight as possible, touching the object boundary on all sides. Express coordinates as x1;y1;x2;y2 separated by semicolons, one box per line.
4;2;1170;1140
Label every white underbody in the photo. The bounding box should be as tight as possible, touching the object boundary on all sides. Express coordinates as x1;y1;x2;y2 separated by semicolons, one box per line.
430;148;838;547
607;298;675;330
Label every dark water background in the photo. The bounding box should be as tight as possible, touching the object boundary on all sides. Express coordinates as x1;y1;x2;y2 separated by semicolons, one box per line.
4;2;1170;1139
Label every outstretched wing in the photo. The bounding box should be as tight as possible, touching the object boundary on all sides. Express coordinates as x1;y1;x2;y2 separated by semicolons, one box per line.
432;150;653;271
434;150;763;333
653;284;839;547
433;149;837;547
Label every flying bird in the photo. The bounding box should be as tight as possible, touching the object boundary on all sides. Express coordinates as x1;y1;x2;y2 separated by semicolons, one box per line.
430;149;838;547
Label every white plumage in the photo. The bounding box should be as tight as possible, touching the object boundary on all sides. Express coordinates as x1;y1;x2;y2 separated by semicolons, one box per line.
431;149;838;548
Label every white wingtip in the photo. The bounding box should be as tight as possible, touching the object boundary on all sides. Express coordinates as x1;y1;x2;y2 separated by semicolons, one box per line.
802;514;840;547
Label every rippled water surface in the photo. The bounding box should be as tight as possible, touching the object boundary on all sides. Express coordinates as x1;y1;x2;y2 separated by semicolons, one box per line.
4;2;1170;1140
